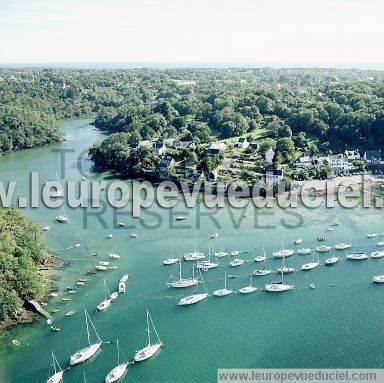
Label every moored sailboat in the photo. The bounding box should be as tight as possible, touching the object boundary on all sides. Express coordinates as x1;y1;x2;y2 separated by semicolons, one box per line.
105;340;128;383
70;310;102;365
134;310;163;362
46;352;63;383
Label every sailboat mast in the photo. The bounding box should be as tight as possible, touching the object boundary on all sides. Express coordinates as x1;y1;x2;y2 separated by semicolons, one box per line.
146;310;151;347
52;352;57;374
224;271;227;290
178;254;182;281
85;310;91;346
117;339;120;365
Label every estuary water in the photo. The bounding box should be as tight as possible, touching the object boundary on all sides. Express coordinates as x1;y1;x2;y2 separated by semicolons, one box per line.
0;118;384;383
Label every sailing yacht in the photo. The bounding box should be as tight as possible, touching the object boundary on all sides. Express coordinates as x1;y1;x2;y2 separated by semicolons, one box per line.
297;248;313;255
183;233;205;261
371;251;384;258
253;247;272;276
373;275;384;283
254;255;266;262
134;310;163;362
56;206;68;223
213;271;233;296
51;172;64;199
239;275;257;294
178;270;209;306
118;275;128;293
97;281;112;311
105;340;128;383
196;243;219;269
325;256;341;265
272;230;293;257
301;252;320;270
46;352;63;383
347;252;368;260
276;257;295;274
167;258;199;288
265;271;295;292
229;258;245;267
70;310;102;365
335;242;352;250
163;244;179;265
316;245;331;253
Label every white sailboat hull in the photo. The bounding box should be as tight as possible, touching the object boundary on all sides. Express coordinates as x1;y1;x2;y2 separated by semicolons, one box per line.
119;275;129;283
134;343;162;362
196;261;219;269
335;243;351;250
316;246;331;252
373;275;384;283
70;343;101;365
325;257;340;265
229;259;245;267
178;293;208;306
254;256;266;262
105;363;128;383
169;278;199;288
97;299;112;311
301;262;320;270
347;253;368;260
371;251;384;258
253;270;272;276
183;252;205;261
265;283;294;292
46;371;63;383
214;252;228;258
213;289;233;296
272;249;294;258
297;248;312;255
163;258;179;265
276;267;295;274
239;286;257;294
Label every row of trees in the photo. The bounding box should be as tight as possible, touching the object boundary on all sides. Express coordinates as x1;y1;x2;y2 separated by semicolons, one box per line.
0;207;46;321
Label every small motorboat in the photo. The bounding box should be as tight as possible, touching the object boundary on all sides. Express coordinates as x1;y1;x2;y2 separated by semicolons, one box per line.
51;326;61;332
108;234;113;239
87;269;97;274
50;292;59;297
109;253;120;259
230;250;240;257
294;239;303;244
130;233;138;238
377;242;384;247
326;227;335;232
373;275;384;283
309;283;316;289
76;281;85;286
52;307;60;313
56;215;68;223
99;261;110;266
210;233;219;239
175;216;187;221
96;265;108;271
12;340;20;347
317;237;327;242
117;222;125;227
43;226;51;231
66;310;76;316
367;233;378;238
60;297;71;302
253;269;272;276
228;274;237;279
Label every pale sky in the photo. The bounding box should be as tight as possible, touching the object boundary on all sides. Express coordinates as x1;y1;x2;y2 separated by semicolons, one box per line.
0;0;383;67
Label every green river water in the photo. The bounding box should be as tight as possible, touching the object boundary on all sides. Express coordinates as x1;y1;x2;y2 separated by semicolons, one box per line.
0;118;384;383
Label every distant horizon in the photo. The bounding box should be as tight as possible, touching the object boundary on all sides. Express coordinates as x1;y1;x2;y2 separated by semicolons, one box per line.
0;61;383;71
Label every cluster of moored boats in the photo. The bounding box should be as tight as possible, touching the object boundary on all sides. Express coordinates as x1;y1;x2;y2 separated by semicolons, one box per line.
161;228;384;305
47;309;162;383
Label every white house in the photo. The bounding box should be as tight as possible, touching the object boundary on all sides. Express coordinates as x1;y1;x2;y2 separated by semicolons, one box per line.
236;137;249;149
344;150;360;161
293;156;313;168
315;154;351;171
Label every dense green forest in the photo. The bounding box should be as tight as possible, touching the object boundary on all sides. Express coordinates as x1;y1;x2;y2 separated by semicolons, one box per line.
0;207;46;321
1;67;384;160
